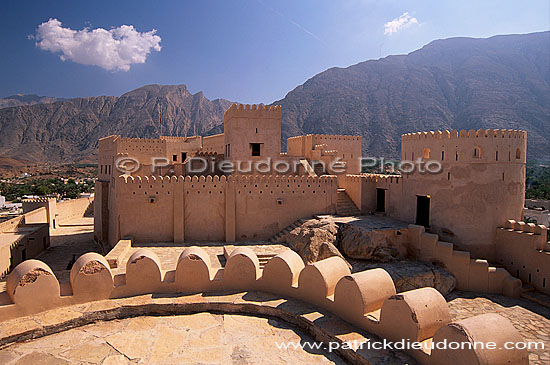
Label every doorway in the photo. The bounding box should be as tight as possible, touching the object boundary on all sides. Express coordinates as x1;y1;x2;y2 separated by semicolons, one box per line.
376;188;386;212
416;195;430;227
181;152;187;163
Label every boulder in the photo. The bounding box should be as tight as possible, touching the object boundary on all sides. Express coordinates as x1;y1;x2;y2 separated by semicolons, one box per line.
280;218;351;269
337;224;402;262
349;259;456;295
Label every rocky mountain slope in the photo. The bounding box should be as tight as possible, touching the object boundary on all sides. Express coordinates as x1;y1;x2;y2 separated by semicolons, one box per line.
0;31;548;163
275;31;550;161
0;85;231;162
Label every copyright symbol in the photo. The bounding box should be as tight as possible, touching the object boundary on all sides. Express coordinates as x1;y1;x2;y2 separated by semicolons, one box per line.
115;157;140;174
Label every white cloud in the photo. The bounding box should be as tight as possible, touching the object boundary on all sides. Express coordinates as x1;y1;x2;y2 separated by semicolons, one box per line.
33;18;162;71
384;12;419;36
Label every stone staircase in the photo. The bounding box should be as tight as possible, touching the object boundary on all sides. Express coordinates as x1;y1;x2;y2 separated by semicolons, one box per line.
223;246;279;269
268;217;311;243
336;189;361;216
312;162;325;176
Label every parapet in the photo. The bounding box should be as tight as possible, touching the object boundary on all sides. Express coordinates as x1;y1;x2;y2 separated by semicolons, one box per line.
407;224;522;297
310;134;362;142
401;129;526;142
223;103;282;121
3;248;528;364
21;197;56;204
345;173;401;184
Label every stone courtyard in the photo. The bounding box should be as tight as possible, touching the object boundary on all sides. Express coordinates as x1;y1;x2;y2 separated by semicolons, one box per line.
0;313;343;364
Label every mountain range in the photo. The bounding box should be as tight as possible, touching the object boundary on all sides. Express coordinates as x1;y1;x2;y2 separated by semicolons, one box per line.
0;31;548;163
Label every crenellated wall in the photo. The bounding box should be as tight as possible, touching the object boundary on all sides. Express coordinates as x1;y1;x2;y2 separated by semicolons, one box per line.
110;174;338;246
397;129;527;260
224;104;282;172
407;224;522;297
401;129;526;164
495;220;549;294
286;134;362;175
1;250;528;364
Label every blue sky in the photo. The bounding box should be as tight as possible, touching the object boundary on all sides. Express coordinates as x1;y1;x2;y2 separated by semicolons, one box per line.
1;0;549;104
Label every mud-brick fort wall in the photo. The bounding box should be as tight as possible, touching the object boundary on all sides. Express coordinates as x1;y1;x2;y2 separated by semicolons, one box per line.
224;104;282;163
341;174;403;216
202;133;225;154
286;135;362;175
495;220;550;294
399;129;526;260
110;175;337;246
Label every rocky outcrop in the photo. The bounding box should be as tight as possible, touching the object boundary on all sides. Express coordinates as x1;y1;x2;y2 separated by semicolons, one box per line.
280;217;456;295
280;218;351;269
337;224;402;262
350;259;456;295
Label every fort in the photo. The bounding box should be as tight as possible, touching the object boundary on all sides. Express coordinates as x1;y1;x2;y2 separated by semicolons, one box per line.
0;103;547;364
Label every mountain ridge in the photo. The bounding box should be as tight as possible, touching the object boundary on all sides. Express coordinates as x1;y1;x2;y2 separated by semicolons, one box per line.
0;31;548;163
274;31;550;161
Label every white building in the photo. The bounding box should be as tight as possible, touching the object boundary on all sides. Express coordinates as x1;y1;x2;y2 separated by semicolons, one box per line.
0;195;5;208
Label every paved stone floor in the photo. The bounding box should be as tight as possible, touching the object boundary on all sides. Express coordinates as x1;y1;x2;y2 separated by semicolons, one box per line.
447;291;550;365
36;217;102;282
0;313;344;364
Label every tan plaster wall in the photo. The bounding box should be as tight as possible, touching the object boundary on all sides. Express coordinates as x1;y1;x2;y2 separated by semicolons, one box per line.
202;133;225;154
399;129;526;260
224;104;282;166
112;175;337;244
495;221;549;294
233;175;337;240
286;134;362;175
56;197;93;223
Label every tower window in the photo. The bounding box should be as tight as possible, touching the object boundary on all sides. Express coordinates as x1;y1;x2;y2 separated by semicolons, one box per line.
456;152;459;161
441;151;445;160
251;143;261;156
473;147;481;158
173;154;177;162
423;148;430;159
515;148;521;159
496;151;499;161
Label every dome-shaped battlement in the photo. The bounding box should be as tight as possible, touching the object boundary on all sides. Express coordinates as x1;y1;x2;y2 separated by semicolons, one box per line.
401;129;526;164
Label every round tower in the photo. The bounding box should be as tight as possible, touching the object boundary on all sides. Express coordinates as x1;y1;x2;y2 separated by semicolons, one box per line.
399;129;526;260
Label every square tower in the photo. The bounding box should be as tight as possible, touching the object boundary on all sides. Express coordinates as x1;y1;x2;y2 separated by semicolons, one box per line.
223;104;282;164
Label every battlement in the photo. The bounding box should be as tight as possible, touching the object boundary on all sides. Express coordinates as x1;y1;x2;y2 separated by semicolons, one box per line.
159;135;201;142
21;197;56;204
345;173;402;184
118;174;336;185
311;134;362;142
223;103;282;121
402;129;526;142
401;128;527;165
502;219;548;236
2;250;528;364
496;220;549;295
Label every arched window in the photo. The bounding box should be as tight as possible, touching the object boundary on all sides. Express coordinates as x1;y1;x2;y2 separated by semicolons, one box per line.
515;148;521;159
423;148;430;159
473;147;481;158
